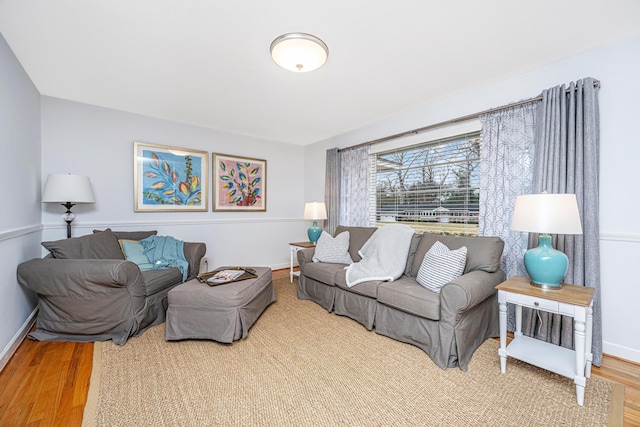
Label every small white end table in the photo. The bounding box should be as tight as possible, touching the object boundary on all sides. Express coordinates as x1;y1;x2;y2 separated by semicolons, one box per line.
496;276;595;406
289;241;315;283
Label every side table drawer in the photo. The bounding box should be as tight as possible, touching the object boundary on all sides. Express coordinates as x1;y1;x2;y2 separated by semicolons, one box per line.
517;294;559;313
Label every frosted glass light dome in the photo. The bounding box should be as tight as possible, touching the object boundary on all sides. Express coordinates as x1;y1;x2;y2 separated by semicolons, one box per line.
270;33;329;73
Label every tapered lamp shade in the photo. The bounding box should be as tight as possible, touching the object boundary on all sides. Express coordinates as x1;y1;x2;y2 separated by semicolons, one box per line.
511;193;582;288
42;174;96;204
42;174;95;238
304;201;327;244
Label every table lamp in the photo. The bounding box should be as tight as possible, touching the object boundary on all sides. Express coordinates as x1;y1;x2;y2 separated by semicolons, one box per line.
42;174;96;238
303;201;327;244
510;193;583;289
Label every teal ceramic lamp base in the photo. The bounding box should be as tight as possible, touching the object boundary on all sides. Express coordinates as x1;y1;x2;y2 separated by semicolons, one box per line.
307;221;322;244
524;234;568;289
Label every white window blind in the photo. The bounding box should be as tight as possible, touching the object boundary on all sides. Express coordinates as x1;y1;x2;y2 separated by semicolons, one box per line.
372;131;481;236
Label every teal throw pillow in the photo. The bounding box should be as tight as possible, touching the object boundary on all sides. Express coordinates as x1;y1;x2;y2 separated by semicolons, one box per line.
119;239;154;271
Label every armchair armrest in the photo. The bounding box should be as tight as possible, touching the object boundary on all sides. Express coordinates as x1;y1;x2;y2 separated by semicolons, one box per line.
17;258;145;297
297;247;315;267
183;242;206;280
439;269;506;322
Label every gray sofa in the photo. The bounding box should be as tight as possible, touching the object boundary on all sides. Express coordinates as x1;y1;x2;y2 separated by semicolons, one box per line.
297;225;506;371
17;229;206;345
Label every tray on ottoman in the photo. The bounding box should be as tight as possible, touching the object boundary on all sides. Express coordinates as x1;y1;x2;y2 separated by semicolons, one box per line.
165;266;275;343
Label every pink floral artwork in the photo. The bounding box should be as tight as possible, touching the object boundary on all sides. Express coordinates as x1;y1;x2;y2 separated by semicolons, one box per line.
213;154;266;211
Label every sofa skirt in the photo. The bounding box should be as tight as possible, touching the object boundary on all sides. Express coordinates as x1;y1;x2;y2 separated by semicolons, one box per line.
297;274;336;311
375;293;499;371
333;287;377;330
374;302;450;369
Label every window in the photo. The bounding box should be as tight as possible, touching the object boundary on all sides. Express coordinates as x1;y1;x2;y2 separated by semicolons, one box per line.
372;132;481;236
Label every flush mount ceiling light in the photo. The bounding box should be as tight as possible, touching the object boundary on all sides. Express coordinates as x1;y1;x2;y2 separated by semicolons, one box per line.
270;33;329;73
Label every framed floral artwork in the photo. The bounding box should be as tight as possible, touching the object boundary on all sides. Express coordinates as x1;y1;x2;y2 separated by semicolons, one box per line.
213;153;266;212
134;141;208;212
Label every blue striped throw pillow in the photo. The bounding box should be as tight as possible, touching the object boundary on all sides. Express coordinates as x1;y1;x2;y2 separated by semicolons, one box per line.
416;241;467;293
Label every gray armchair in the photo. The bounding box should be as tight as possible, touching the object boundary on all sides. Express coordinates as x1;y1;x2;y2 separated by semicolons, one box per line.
17;229;206;345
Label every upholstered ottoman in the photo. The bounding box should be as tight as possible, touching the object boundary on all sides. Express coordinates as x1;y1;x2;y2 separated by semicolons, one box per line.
165;267;275;343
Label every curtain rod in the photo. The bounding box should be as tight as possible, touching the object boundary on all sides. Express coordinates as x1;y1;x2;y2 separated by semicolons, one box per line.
338;80;600;152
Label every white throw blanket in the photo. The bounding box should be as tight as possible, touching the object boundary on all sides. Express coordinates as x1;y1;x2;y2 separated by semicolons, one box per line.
345;224;415;287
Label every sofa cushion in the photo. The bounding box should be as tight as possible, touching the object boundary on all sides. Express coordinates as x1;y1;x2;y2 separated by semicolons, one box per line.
312;231;354;264
118;239;154;271
42;230;124;260
301;262;346;286
333;270;380;298
141;268;182;296
334;226;377;262
377;277;441;321
410;233;504;276
416;241;467;293
94;228;158;241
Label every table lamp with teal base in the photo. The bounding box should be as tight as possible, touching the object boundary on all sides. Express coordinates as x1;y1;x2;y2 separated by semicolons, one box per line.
511;193;583;289
304;201;327;244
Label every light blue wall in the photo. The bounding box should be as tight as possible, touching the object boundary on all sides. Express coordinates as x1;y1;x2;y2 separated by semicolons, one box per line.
304;35;640;363
40;97;307;267
0;34;42;369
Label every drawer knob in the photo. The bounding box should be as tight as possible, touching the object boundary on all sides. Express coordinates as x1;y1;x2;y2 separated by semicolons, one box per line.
534;301;539;307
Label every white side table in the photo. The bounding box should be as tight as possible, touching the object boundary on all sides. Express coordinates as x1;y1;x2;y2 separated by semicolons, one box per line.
289;241;315;283
496;276;595;406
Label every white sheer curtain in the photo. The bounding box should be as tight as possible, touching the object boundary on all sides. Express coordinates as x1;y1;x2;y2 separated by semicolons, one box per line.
479;103;538;280
338;145;371;227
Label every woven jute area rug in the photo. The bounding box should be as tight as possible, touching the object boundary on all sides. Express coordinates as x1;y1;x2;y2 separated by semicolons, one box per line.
83;277;623;426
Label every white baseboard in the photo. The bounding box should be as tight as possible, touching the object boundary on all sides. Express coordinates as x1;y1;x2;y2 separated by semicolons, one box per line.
0;308;37;373
603;340;640;365
270;262;289;271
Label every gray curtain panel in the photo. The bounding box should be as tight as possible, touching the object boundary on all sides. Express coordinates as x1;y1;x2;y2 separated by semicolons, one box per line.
324;148;340;235
522;77;602;366
339;145;371;227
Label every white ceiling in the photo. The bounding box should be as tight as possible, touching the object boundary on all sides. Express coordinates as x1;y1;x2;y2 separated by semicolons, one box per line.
2;0;640;146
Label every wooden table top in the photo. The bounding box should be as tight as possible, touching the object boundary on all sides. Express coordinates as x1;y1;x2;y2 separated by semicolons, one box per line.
289;241;316;248
496;276;595;307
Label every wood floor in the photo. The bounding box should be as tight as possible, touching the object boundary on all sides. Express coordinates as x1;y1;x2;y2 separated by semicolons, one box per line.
1;268;639;426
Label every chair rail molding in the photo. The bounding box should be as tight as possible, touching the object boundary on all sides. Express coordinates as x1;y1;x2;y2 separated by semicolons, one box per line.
0;224;42;243
599;232;640;243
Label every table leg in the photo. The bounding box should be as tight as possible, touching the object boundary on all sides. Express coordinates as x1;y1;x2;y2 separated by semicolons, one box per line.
498;293;507;373
574;308;587;406
515;304;522;337
585;304;593;378
289;246;295;283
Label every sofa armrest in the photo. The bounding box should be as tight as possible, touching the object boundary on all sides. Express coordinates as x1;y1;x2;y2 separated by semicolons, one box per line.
439;269;506;321
297;247;315;267
183;242;206;280
17;258;145;297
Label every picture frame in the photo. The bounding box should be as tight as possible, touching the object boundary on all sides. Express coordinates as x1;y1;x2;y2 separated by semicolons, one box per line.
213;153;267;212
134;141;208;212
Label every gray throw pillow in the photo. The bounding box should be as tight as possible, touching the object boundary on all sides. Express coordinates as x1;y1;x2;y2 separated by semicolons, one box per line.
94;228;158;241
312;231;354;264
416;241;467;293
42;229;124;259
410;233;504;276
